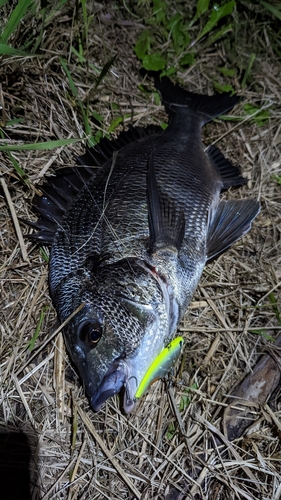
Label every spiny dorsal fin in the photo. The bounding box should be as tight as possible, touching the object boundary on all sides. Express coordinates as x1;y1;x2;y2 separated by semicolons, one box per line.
26;125;163;245
147;152;185;254
207;145;248;189
207;199;260;261
78;124;162;167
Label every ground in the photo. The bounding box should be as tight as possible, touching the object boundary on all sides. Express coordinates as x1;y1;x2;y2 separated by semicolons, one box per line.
0;1;281;499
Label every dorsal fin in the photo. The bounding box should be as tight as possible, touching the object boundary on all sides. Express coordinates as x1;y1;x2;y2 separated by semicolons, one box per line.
207;145;248;189
26;125;162;245
78;124;162;167
147;152;185;253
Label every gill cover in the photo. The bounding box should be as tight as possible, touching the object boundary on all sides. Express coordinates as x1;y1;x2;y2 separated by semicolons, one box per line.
135;336;184;399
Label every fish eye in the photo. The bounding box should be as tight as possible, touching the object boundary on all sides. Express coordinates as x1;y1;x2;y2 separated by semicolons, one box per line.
78;321;103;347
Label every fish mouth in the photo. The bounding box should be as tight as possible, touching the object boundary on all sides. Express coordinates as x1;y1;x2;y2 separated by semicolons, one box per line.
90;358;137;413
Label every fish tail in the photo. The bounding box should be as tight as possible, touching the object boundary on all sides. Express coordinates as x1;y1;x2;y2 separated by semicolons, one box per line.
153;74;239;126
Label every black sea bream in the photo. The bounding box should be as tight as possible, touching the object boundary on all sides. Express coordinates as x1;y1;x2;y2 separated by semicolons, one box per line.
30;76;260;413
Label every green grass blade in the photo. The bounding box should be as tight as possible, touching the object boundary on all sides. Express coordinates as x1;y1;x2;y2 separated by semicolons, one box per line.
0;0;33;43
204;23;233;46
59;58;78;97
269;292;281;325
71;45;86;64
0;138;82;151
6;151;29;184
28;306;49;351
60;58;92;136
249;330;275;341
241;53;256;88
0;43;33;56
95;54;117;89
0;129;29;183
40;247;49;262
260;0;281;21
44;0;68;25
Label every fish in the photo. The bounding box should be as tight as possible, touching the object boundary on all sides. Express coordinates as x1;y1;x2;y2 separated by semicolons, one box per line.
28;75;260;413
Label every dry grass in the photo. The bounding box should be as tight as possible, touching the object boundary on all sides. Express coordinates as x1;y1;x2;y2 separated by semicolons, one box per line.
1;1;281;499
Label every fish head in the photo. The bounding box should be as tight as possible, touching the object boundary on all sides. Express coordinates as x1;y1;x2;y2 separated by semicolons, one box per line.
65;289;169;413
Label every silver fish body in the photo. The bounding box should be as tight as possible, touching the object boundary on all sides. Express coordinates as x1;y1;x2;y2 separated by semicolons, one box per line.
31;76;260;412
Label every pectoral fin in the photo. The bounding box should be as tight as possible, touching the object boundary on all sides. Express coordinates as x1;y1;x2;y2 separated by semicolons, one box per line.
207;199;260;261
147;153;185;253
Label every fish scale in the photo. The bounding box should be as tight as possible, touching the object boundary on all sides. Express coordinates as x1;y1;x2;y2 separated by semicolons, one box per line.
28;75;260;413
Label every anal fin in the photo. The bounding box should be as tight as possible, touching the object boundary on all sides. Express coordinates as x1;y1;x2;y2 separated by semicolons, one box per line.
147;153;185;253
207;199;260;261
207;145;247;189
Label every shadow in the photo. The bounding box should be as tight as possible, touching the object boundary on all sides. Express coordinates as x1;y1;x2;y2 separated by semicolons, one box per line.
0;428;39;500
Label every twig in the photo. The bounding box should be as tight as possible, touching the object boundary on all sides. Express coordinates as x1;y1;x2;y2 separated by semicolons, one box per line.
1;177;29;262
78;405;142;500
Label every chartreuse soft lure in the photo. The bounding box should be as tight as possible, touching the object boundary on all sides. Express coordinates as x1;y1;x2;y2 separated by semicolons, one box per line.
135;336;184;399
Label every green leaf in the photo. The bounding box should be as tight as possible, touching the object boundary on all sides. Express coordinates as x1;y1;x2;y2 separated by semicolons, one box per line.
166;422;175;440
198;1;236;41
166;12;182;30
135;30;153;60
219;67;235;77
160;66;177;77
0;0;33;43
243;103;269;126
196;0;210;18
213;81;234;93
91;129;103;145
142;52;166;71
180;53;195;67
153;91;161;106
92;111;103;123
167;15;190;51
108;116;123;134
0;138;81;151
179;394;190;412
152;0;167;24
272;175;281;187
5;118;24;126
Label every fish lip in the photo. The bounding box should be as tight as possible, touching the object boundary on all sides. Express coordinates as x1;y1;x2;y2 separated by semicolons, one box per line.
90;358;137;413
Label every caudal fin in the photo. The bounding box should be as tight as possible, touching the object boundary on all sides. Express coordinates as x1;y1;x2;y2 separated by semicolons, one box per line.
153;74;239;126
